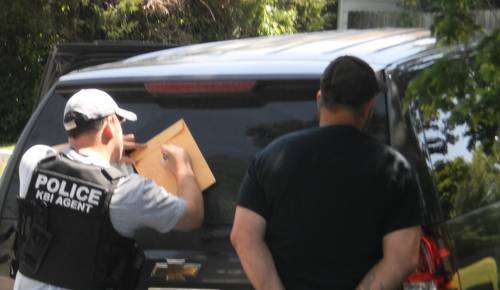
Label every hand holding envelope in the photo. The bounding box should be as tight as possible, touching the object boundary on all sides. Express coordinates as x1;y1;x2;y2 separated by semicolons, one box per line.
130;119;216;195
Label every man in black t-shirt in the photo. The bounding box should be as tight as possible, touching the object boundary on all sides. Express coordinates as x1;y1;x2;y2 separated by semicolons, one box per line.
231;56;422;290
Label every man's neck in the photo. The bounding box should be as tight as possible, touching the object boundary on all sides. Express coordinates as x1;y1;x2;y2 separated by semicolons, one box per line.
319;106;363;129
69;138;112;163
76;147;111;162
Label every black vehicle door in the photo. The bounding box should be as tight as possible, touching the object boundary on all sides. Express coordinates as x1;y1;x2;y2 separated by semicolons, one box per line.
0;42;177;286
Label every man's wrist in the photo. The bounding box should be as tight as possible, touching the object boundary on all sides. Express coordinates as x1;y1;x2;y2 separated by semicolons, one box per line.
176;167;195;181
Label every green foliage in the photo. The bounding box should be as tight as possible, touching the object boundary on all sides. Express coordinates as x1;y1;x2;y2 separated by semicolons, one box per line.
433;157;470;217
321;0;338;30
241;0;297;36
292;0;328;32
402;0;479;44
235;0;335;36
405;30;500;153
434;144;500;218
430;0;479;46
259;1;296;35
99;0;143;40
455;144;500;215
404;0;499;154
0;0;335;143
403;0;499;221
137;0;239;43
0;0;49;142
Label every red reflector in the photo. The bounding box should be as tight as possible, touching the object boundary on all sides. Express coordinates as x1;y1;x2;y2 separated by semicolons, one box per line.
406;272;434;282
405;235;456;290
439;248;450;258
144;81;256;94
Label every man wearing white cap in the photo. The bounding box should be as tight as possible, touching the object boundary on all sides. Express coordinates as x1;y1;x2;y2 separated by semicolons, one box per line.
12;89;203;290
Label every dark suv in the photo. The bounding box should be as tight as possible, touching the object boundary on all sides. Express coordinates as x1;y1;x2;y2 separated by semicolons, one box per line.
0;28;498;290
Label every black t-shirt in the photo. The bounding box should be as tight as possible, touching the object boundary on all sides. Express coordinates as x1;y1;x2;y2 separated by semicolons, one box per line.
237;125;421;290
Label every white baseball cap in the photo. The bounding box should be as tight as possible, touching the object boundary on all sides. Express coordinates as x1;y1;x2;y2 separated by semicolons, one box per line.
63;89;137;131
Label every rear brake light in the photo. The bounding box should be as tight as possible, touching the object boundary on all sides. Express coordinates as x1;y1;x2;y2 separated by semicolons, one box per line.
144;80;256;94
404;236;457;290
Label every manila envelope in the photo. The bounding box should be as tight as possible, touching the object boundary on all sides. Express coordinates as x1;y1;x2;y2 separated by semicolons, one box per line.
130;119;216;195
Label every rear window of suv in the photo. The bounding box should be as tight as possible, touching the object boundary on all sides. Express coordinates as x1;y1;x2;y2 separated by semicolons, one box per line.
3;80;389;228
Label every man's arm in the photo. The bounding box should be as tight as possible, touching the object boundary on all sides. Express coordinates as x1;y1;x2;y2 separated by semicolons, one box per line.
120;133;147;164
355;226;421;290
231;206;285;290
18;145;57;198
161;144;204;231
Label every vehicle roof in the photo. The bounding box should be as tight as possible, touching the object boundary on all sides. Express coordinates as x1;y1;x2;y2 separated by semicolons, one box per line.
59;28;436;84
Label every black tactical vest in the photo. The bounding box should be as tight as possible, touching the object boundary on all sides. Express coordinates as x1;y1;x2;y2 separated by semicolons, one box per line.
15;153;142;290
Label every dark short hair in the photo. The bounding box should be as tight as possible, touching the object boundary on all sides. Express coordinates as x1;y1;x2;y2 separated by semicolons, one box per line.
320;55;379;111
64;111;106;138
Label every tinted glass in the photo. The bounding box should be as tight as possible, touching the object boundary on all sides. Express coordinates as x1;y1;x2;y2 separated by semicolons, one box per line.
405;83;499;220
4;84;389;227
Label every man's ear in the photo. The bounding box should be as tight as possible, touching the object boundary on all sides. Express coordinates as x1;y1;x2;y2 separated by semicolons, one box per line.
316;90;321;102
101;117;115;141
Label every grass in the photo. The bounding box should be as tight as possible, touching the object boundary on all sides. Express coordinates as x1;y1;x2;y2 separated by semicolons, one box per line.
0;162;6;177
0;144;14;151
0;144;14;178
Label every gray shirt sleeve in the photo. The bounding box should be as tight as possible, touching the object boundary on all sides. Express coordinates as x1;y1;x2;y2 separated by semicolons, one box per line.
18;145;57;199
109;173;186;238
